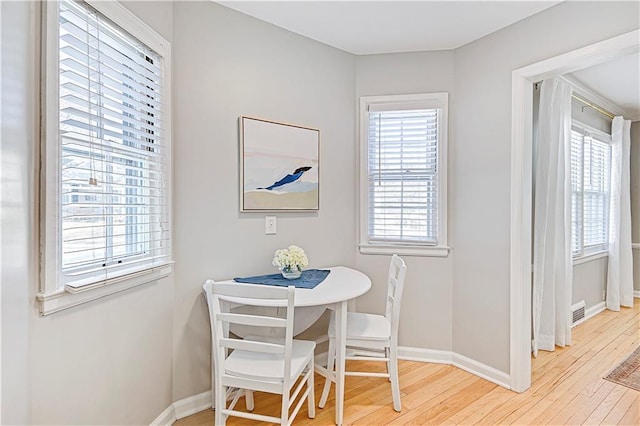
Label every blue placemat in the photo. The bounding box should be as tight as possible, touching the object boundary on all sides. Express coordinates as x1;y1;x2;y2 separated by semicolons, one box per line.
233;269;330;289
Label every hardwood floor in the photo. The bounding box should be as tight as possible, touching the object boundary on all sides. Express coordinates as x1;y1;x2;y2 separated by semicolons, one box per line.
176;299;639;425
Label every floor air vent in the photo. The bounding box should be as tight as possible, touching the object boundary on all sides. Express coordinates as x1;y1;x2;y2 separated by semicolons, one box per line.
571;300;586;327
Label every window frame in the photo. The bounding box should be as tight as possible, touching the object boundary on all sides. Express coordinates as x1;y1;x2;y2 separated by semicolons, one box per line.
38;0;173;315
570;120;612;262
358;93;449;257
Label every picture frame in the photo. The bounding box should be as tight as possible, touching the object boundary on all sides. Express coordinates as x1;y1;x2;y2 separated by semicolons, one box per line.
240;116;320;212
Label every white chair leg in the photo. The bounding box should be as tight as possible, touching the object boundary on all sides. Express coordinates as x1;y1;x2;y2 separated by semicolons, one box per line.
385;347;392;382
319;337;335;408
389;346;401;412
281;390;289;426
215;385;225;425
245;390;254;411
307;362;316;418
211;355;216;409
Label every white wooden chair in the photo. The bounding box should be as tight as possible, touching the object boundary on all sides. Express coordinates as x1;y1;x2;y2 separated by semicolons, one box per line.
318;254;407;412
203;280;316;426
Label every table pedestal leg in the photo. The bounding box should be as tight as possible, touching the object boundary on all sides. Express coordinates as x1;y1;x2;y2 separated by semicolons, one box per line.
334;301;347;425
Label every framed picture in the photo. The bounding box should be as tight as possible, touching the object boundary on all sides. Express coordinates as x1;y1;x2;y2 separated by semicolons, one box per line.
240;116;320;212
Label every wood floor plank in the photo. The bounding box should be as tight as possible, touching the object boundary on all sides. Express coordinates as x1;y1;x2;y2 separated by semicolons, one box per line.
617;394;640;425
562;380;617;425
385;376;484;425
411;379;497;424
439;386;517;425
175;300;640;425
601;389;639;425
582;382;632;425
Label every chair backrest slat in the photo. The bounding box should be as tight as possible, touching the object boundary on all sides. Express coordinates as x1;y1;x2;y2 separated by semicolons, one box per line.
217;312;287;328
220;337;285;354
212;282;291;301
385;255;407;341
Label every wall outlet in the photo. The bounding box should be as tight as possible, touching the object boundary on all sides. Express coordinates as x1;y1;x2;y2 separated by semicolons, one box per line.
602;290;606;301
265;216;277;235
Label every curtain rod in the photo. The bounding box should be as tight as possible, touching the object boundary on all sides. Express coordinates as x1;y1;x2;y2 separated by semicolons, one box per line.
571;93;615;120
534;81;616;120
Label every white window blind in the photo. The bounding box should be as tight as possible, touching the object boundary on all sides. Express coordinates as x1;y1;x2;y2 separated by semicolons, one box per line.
58;0;169;288
367;108;438;244
570;123;611;257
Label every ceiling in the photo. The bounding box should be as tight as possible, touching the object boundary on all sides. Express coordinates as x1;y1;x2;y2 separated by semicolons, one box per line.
567;52;640;120
217;1;639;119
218;1;561;54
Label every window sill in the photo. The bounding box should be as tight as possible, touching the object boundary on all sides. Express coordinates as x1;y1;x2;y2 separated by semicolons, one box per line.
359;243;450;257
573;251;608;266
36;262;173;316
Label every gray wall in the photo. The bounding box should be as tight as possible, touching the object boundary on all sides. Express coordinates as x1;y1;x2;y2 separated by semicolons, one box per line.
1;1;175;424
171;1;356;401
452;0;639;373
573;258;608;309
632;121;640;292
354;51;455;351
2;0;639;422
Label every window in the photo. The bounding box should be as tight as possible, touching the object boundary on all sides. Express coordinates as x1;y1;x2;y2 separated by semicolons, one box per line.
359;94;448;257
39;0;172;315
570;122;611;258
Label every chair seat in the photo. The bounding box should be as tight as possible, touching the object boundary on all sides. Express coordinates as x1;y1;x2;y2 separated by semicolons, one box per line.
328;312;391;341
226;337;316;381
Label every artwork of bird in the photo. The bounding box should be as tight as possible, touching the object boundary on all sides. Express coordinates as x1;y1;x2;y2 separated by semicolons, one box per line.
258;166;312;191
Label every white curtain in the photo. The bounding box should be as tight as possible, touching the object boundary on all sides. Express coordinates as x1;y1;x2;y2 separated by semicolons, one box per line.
532;78;573;356
606;117;633;311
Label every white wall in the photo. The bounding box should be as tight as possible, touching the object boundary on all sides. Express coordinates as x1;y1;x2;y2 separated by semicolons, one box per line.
354;51;455;351
452;1;639;373
631;121;640;292
171;1;356;401
1;2;175;424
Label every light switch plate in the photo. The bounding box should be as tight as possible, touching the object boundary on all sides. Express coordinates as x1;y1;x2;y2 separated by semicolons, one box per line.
265;216;277;235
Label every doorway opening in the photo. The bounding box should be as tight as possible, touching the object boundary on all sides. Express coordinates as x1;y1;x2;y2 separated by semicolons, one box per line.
509;29;640;392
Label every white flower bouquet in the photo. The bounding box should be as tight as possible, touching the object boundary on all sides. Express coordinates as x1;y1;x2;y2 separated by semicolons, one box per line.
272;245;309;274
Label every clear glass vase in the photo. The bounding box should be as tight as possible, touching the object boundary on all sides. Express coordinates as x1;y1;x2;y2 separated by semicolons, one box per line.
281;268;302;280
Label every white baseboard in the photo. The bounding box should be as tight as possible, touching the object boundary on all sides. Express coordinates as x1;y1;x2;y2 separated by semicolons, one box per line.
398;346;510;389
586;301;606;320
634;290;640;299
451;353;511;389
398;346;452;364
174;390;212;419
149;405;176;426
150;390;212;425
